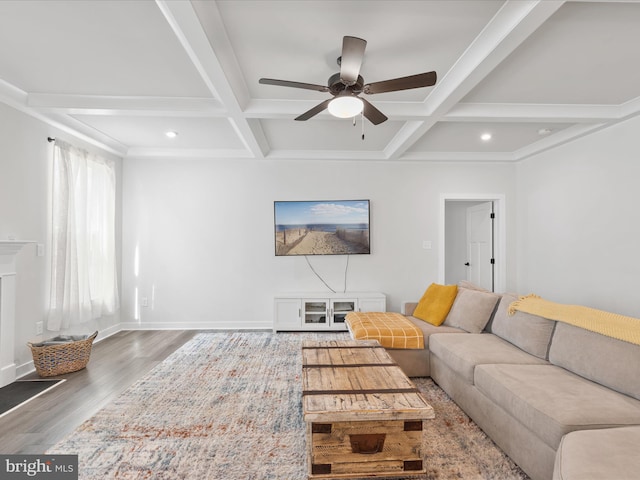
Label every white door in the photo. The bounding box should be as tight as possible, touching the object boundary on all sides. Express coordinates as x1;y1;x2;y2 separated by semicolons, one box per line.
466;202;494;291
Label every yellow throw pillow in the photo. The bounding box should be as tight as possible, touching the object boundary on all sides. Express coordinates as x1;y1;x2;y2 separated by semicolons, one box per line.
413;283;458;326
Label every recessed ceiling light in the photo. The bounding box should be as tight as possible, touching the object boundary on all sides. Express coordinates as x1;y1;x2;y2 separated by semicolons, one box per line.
538;128;552;136
165;131;178;138
480;133;492;141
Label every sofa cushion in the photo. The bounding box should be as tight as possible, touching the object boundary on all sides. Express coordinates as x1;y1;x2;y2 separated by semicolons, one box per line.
491;293;556;359
382;316;465;378
553;426;640;480
549;322;640;401
443;288;500;333
475;363;640;450
429;333;548;384
412;283;458;326
404;315;465;348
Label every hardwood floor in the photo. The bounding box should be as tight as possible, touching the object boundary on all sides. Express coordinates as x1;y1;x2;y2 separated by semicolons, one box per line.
0;330;197;454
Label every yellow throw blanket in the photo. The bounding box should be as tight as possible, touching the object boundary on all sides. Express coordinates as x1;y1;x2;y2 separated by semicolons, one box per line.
345;312;424;349
509;294;640;346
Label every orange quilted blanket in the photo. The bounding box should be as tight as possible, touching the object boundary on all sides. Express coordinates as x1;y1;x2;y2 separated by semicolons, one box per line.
345;312;424;349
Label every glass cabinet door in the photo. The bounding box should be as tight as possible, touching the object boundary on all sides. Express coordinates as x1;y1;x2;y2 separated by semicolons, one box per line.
331;300;356;325
303;300;328;326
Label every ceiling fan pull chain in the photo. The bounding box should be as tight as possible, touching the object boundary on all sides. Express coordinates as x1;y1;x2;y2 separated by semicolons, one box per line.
361;111;365;140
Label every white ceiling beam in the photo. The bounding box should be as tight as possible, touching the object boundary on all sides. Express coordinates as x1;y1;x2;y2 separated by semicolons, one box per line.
425;1;567;117
618;96;640;118
246;98;625;124
48;113;129;153
243;99;311;119
400;151;518;162
265;150;388;161
156;0;268;158
126;147;253;160
244;99;434;121
27;94;225;117
0;78;28;107
384;121;427;160
386;0;567;160
514;123;606;160
445;102;620;123
26;92;628;126
0;79;126;156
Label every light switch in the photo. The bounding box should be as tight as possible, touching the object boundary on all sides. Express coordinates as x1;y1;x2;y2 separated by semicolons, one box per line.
422;240;432;250
37;244;45;257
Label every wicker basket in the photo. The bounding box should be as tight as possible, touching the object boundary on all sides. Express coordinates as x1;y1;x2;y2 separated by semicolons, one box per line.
28;331;98;377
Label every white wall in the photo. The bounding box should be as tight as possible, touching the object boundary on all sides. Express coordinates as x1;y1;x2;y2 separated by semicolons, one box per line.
516;115;640;317
0;103;122;373
122;158;516;328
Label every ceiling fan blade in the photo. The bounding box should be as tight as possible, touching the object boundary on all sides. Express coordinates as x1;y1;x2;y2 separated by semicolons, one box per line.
340;36;367;85
259;78;329;93
361;98;388;125
295;99;332;121
364;71;437;95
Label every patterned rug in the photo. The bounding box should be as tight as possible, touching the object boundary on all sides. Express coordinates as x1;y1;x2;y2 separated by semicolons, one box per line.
48;332;528;479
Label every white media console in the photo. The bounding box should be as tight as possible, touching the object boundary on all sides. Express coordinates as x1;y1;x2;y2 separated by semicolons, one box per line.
273;291;386;332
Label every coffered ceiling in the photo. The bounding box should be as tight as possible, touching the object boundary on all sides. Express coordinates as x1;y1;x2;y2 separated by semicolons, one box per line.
0;0;639;162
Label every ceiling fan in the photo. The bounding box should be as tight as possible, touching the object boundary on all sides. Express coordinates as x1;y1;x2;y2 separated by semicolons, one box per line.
259;36;437;125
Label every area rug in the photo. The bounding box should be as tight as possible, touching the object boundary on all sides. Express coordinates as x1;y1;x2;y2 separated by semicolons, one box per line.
48;332;528;479
0;379;65;418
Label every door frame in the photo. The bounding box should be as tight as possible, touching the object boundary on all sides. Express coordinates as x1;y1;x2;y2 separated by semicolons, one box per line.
439;193;506;292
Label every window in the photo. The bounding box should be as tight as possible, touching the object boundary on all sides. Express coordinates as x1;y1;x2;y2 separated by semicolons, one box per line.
47;140;119;330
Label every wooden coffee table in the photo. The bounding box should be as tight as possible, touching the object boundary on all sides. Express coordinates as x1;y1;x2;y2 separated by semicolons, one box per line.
302;340;434;479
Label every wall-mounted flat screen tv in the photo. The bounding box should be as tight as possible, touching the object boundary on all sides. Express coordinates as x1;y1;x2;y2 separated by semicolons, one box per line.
274;200;370;256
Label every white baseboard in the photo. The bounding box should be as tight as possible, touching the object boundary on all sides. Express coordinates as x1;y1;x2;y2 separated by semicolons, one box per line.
95;323;121;342
16;361;35;379
0;363;17;388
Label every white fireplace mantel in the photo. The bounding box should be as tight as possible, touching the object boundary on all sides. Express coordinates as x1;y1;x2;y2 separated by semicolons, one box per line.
0;240;36;255
0;240;35;387
0;240;36;271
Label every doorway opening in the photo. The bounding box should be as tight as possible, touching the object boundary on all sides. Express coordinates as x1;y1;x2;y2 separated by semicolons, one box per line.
439;194;506;293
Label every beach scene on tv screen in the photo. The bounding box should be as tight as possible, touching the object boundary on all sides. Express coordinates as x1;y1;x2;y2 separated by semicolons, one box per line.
275;200;370;256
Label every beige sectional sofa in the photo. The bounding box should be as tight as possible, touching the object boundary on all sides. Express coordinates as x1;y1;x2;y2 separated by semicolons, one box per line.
389;286;640;480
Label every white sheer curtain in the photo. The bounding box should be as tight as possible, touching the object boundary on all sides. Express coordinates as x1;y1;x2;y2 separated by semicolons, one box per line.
48;140;119;331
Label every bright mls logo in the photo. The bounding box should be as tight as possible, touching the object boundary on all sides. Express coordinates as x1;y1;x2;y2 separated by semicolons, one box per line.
0;455;77;479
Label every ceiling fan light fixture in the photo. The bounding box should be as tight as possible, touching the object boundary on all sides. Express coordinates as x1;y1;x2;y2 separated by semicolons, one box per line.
328;94;363;118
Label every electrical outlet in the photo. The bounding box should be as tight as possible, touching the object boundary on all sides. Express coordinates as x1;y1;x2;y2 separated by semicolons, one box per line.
36;321;44;335
141;297;149;307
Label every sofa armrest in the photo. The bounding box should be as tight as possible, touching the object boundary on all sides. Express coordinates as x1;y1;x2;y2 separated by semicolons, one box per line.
402;302;418;316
